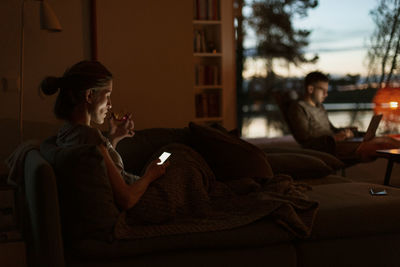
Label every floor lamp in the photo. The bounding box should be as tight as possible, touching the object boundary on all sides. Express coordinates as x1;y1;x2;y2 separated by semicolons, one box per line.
19;0;62;142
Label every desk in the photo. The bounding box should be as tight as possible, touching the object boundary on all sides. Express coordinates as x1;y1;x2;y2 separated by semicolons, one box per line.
376;149;400;185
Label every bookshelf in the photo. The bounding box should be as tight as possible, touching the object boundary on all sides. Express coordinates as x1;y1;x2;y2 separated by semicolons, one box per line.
193;0;224;125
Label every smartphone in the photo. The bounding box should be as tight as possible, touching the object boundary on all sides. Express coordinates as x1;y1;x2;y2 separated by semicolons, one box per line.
157;152;171;165
369;188;387;196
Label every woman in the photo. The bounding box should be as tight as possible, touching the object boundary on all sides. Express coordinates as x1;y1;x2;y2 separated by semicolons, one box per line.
41;60;168;210
41;61;318;241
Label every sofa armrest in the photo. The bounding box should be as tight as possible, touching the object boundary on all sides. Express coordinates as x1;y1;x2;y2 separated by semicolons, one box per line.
24;150;65;267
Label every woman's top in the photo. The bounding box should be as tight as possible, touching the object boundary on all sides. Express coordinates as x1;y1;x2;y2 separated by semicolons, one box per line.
56;123;140;184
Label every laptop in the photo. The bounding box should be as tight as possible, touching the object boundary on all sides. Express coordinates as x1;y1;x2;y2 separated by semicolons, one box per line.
347;114;383;142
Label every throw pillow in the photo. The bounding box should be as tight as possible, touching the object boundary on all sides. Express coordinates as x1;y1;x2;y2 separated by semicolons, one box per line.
265;153;334;179
189;122;274;181
40;139;120;244
209;122;240;137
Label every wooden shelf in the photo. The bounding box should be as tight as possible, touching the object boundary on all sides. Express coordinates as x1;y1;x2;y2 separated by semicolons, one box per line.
194;85;222;89
193;117;223;122
192;0;235;128
193;52;222;57
193;0;223;124
193;20;221;25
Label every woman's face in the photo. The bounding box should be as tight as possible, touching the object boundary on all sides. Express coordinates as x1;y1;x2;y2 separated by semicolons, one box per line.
90;80;113;124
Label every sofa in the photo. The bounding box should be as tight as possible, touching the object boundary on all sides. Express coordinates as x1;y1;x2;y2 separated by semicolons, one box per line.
21;124;400;267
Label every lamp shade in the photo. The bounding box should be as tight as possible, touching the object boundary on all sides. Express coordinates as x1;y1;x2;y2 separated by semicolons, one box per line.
40;0;62;31
373;87;400;123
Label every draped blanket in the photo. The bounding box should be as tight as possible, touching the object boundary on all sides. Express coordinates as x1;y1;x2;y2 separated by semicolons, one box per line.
114;144;319;240
6;140;39;187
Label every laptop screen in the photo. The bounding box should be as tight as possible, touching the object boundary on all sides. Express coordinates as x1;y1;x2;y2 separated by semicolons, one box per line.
363;114;383;141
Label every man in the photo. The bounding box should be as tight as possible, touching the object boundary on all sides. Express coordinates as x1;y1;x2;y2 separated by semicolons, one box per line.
287;71;400;161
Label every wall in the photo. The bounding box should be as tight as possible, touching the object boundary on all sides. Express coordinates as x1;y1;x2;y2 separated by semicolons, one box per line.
0;0;236;173
0;0;90;172
96;0;194;130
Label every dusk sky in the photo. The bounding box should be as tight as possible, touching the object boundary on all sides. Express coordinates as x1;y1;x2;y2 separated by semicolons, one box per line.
244;0;379;78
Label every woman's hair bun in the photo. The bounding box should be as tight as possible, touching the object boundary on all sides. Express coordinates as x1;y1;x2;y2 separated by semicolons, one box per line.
40;76;62;95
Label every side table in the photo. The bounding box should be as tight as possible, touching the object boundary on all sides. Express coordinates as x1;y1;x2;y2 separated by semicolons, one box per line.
376;149;400;186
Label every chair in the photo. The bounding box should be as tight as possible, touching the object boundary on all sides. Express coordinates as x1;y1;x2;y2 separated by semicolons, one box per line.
272;91;359;176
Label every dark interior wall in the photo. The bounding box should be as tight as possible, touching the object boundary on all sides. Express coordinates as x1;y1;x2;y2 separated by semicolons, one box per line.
0;0;90;171
0;0;195;170
96;0;194;130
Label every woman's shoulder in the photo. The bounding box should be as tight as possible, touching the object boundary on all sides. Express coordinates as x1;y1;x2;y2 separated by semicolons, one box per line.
56;122;106;147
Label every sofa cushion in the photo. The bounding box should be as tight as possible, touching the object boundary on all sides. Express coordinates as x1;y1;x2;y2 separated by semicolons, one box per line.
70;242;297;267
262;146;345;171
307;182;400;239
297;233;400;267
189;122;273;181
265;153;334;179
300;174;352;186
116;128;190;175
70;218;293;260
40;138;120;244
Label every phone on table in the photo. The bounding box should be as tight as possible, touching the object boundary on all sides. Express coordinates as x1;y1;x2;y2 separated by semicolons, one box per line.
369;188;387;196
157;152;171;165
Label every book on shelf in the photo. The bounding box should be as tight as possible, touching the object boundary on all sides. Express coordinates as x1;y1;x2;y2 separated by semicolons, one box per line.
200;30;206;53
207;91;220;117
193;0;220;20
195;64;204;85
212;0;219;20
193;29;207;53
207;0;213;21
199;0;208;20
195;64;219;85
195;94;206;117
195;91;221;118
208;65;219;85
193;30;201;53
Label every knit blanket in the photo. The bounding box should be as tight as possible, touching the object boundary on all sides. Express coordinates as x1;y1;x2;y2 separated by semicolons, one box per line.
114;144;319;240
5;140;39;187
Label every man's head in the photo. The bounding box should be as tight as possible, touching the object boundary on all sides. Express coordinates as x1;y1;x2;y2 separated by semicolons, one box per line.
304;71;329;105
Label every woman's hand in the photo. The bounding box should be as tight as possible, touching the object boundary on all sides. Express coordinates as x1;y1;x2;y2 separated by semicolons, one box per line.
142;159;170;183
108;113;135;148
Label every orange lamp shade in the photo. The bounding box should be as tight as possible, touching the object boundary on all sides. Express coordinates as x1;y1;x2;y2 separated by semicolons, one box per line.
373;87;400;123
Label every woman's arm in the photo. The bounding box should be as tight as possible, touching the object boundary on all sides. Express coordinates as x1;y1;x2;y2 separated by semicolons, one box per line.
98;144;167;210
